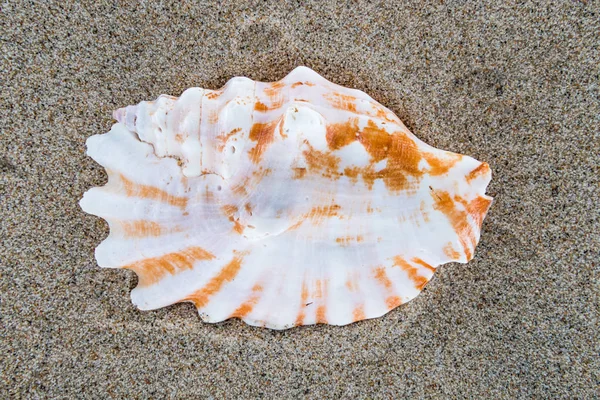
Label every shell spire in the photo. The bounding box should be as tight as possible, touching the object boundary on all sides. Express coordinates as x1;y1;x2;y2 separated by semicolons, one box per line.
80;67;492;329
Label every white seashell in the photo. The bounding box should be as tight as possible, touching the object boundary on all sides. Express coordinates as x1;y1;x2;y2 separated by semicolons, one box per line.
80;66;493;329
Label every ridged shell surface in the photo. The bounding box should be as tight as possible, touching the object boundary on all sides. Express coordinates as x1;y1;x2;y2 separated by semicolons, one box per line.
80;66;493;329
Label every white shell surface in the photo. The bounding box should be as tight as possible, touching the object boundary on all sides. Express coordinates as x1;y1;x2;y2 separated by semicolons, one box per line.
80;66;493;329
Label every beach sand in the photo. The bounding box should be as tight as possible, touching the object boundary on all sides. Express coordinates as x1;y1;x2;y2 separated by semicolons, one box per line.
1;1;598;397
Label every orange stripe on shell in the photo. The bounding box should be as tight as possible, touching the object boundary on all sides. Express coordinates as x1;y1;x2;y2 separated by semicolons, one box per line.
185;252;247;308
125;246;215;287
230;284;263;319
392;256;430;290
118;174;188;209
466;162;490;182
295;280;309;326
120;220;164;237
431;190;477;260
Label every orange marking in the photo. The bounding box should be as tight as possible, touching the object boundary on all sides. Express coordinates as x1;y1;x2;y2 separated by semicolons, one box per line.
221;205;244;235
411;258;436;273
422;152;462;176
208;110;219;124
303;143;342;179
231;176;250;196
204;187;215;202
466;162;490;182
335;120;423;192
301;281;309;302
232;184;247;196
206;90;222;100
432;190;476;260
221;205;238;215
326;118;359;150
374;267;393;289
363;120;423;191
216;127;242;151
121;220;163;237
288;220;304;231
257;167;272;177
343;166;360;184
352;306;366;322
295;280;309;326
248;119;280;164
393;256;430;290
420;201;430;222
306;204;341;225
292;167;307;179
469;196;493;229
316;305;327;324
186;252;247;308
244;203;252;215
336;235;364;246
278;122;287;139
295;313;304;326
254;101;269;112
321;118;427;192
443;242;461;260
324;93;358;113
315;279;328;324
346;279;355;291
174;133;185;143
358;119;392;162
291;81;314;88
125;246;215;287
230;284;263;319
263;81;285;98
456;195;493;229
386;296;402;309
373;104;398;123
254;98;284;112
230;217;244;234
295;279;329;325
119;174;188;209
315;279;323;298
345;271;360;292
230;302;254;318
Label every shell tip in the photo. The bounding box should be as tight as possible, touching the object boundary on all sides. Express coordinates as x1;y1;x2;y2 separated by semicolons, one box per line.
287;65;323;80
113;107;127;123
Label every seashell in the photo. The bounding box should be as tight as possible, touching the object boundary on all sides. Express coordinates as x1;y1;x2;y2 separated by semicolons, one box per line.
80;66;492;329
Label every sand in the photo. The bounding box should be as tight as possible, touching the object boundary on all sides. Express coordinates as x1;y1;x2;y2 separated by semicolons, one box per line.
1;1;598;398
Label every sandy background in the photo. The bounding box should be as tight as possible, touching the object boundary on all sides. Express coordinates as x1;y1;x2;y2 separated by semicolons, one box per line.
1;1;599;398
